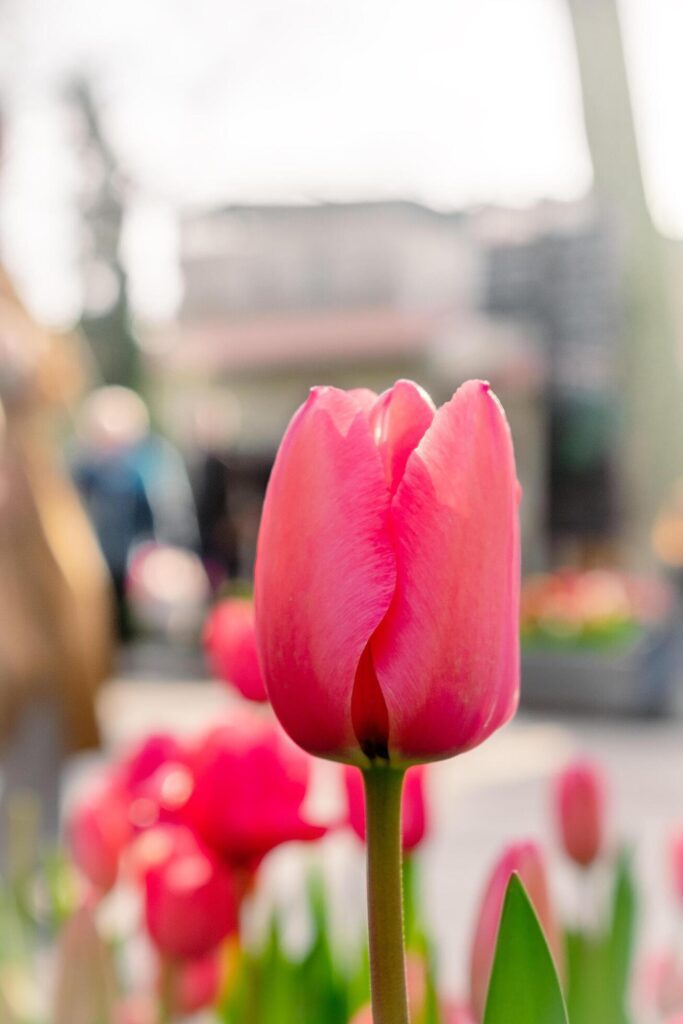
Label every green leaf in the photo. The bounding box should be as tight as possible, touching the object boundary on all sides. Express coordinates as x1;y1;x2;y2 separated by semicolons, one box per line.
607;849;636;1012
484;874;569;1024
565;850;637;1024
565;929;608;1024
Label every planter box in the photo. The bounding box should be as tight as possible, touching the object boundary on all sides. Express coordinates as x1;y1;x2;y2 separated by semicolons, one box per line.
521;622;681;717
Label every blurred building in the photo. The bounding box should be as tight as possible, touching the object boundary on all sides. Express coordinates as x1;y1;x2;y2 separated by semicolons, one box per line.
143;198;622;573
143;0;683;576
478;203;621;553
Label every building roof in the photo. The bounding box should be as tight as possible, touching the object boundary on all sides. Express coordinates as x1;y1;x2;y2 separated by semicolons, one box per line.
153;306;441;375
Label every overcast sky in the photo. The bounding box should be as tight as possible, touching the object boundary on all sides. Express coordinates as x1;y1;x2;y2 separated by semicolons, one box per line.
0;0;680;324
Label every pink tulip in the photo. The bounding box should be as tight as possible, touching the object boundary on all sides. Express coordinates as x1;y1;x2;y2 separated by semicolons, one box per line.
68;774;132;893
144;844;238;960
442;1005;476;1024
351;1003;473;1024
125;761;195;835
255;379;519;765
204;598;268;702
163;950;222;1014
120;733;194;832
126;824;204;883
554;760;605;868
639;950;683;1017
344;764;428;852
349;953;427;1023
671;830;683;904
469;842;564;1022
114;995;156;1024
121;733;189;794
185;710;326;869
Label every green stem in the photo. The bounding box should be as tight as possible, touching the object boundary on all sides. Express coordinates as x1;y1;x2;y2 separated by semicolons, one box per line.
363;765;409;1024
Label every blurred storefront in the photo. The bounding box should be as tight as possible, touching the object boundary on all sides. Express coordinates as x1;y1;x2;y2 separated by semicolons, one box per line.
142;199;624;574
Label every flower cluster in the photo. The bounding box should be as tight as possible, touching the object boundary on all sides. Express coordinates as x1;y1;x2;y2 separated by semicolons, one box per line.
68;708;326;1013
520;569;671;650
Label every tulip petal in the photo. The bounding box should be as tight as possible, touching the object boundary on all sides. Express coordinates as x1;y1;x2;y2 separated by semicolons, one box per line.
371;380;520;762
255;387;396;759
348;387;378;414
369;380;435;494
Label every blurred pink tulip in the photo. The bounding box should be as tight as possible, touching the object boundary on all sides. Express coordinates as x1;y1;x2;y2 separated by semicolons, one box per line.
344;764;428;852
255;379;519;766
555;760;605;868
185;711;326;869
349;1007;373;1024
639;950;683;1017
349;952;427;1023
469;842;564;1022
126;542;209;636
204;598;268;702
120;733;194;832
126;824;204;884
121;733;189;794
442;1005;476;1024
144;844;237;960
165;950;222;1014
671;829;683;904
68;774;132;893
114;996;155;1024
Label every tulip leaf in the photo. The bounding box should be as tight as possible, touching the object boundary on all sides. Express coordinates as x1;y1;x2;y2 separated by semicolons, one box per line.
483;873;569;1024
222;877;351;1024
565;849;636;1024
607;848;636;1011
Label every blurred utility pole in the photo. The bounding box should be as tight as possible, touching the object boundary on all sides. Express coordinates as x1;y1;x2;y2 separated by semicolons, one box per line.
71;81;143;392
567;0;683;558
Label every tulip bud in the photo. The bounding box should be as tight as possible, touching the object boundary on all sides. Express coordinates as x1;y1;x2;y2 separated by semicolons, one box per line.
343;765;428;852
114;995;156;1024
185;710;326;869
162;950;222;1014
442;1006;476;1024
68;774;131;893
469;842;563;1022
670;830;683;905
639;950;683;1018
203;598;268;702
351;1002;474;1024
120;733;194;832
349;1005;373;1024
122;733;189;794
554;760;605;868
126;542;210;637
144;846;238;960
126;824;203;884
255;380;520;767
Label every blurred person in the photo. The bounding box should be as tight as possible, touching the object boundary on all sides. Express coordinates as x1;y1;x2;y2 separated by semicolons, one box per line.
192;447;240;585
72;387;155;636
187;403;242;586
0;267;113;866
72;386;199;636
